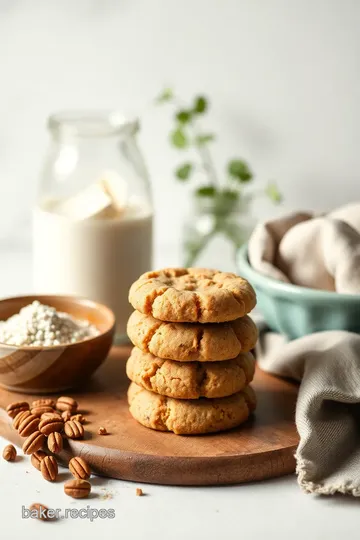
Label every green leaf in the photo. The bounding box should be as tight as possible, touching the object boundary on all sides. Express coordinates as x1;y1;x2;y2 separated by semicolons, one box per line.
221;189;239;201
176;110;192;124
170;128;188;149
193;96;208;114
195;133;215;146
175;163;193;181
228;159;253;182
196;185;217;197
213;189;239;216
156;87;174;103
265;181;283;204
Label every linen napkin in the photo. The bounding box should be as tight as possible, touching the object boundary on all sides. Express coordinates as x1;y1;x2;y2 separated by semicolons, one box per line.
257;328;360;496
248;202;360;293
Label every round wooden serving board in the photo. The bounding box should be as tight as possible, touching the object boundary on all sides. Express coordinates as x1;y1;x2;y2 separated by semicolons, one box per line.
0;346;299;486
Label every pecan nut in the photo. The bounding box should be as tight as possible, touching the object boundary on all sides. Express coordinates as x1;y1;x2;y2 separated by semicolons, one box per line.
13;410;31;430
64;479;91;498
69;457;91;480
31;450;47;470
22;431;46;455
31;405;54;417
56;396;78;413
47;432;63;454
40;455;58;482
2;444;17;461
29;503;54;521
6;401;29;418
71;414;85;424
61;410;71;422
41;411;62;421
64;420;84;439
32;399;56;409
18;414;40;437
38;415;64;436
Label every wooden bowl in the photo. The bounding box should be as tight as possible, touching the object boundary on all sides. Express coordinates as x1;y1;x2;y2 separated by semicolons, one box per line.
0;295;115;393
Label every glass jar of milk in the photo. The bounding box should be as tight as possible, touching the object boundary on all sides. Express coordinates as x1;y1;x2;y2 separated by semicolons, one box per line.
33;111;153;342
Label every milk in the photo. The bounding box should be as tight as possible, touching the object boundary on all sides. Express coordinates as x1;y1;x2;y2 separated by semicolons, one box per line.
33;200;152;340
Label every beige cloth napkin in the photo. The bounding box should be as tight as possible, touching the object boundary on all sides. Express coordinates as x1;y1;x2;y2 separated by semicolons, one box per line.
249;203;360;495
248;203;360;293
257;324;360;496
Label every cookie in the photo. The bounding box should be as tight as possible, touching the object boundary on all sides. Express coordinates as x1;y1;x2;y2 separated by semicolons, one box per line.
129;268;256;323
127;310;258;361
126;347;255;399
127;382;256;435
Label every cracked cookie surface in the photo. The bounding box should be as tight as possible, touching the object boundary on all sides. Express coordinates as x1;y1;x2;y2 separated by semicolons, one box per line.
128;268;256;323
127;310;258;361
127;382;256;435
126;347;255;399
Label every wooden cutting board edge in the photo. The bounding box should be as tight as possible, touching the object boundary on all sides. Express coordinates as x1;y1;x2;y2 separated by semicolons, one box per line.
0;347;299;486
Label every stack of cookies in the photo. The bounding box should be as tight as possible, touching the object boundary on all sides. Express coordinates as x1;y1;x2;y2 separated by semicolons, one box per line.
126;268;258;435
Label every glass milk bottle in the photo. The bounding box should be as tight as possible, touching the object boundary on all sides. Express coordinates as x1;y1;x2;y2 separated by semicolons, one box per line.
33;111;153;342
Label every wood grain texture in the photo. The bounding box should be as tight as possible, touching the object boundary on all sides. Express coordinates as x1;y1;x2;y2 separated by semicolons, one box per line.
0;346;299;486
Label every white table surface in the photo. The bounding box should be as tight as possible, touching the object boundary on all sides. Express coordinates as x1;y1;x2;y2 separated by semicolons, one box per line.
1;248;359;540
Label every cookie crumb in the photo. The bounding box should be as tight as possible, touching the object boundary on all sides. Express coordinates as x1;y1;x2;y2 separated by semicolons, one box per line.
98;426;107;435
136;488;143;496
100;490;113;500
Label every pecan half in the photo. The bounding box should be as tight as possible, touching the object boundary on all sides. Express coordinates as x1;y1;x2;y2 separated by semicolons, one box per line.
64;479;91;498
32;399;56;409
31;405;54;417
64;420;84;439
47;432;63;454
29;503;54;521
31;450;47;470
39;415;64;436
40;455;58;482
69;457;91;480
41;411;62;421
12;410;31;430
2;444;16;461
56;396;78;413
22;431;46;455
61;410;71;422
71;414;85;424
6;401;29;419
18;414;40;437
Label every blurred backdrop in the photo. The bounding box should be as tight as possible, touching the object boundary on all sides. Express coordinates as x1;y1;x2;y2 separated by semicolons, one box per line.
1;0;360;267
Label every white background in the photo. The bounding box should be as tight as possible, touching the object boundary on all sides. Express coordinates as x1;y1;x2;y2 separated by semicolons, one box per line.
1;452;360;540
1;2;360;537
1;0;360;261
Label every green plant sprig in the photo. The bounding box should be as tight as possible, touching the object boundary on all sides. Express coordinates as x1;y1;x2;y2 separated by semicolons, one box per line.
155;87;282;207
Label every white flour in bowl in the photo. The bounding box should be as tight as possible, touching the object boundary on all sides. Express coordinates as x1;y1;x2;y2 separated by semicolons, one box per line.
0;300;99;347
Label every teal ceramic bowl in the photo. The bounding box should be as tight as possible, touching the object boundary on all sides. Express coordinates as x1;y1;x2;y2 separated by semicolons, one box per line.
236;244;360;339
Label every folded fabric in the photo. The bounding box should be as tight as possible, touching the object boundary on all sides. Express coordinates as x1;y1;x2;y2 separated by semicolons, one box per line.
248;203;360;293
257;327;360;496
330;202;360;233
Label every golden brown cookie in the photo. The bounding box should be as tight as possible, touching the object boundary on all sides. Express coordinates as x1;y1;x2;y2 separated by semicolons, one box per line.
126;347;255;399
127;310;258;361
127;382;256;435
129;268;256;323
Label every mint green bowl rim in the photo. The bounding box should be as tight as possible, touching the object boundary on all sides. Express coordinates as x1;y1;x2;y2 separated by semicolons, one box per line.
236;244;360;305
